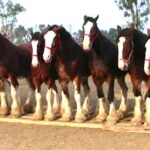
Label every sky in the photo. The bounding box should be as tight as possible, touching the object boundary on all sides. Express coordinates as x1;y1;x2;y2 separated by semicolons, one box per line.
13;0;149;33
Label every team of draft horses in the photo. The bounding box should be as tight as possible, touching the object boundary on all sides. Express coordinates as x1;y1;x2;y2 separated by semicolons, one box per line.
0;15;150;127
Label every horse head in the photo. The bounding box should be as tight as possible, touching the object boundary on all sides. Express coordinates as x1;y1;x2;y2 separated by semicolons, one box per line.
30;30;45;67
116;25;135;71
43;25;61;63
82;15;99;51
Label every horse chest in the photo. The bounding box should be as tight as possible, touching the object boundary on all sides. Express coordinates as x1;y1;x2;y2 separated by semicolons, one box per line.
90;59;108;79
56;59;78;80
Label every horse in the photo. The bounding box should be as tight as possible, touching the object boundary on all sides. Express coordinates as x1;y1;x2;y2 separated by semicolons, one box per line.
29;31;60;121
0;33;35;117
116;25;150;125
82;15;128;124
40;25;91;122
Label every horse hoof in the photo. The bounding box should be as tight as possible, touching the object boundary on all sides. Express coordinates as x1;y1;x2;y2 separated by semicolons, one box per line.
11;108;22;118
75;113;86;123
131;117;142;126
82;108;89;116
23;104;34;114
0;107;10;116
117;110;125;119
144;122;150;129
106;115;119;125
53;106;60;114
95;114;107;123
32;112;44;121
60;114;72;122
45;113;56;121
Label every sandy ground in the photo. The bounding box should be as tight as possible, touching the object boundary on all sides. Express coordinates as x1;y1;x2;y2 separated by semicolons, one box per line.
0;75;150;150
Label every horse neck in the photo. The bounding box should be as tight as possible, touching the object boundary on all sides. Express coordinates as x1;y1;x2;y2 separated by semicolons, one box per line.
132;31;148;55
92;30;117;59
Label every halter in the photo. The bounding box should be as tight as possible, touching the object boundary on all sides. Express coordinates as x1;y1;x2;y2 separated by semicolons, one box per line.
145;58;150;62
84;33;98;44
32;54;38;57
45;32;61;53
119;37;134;66
119;48;133;65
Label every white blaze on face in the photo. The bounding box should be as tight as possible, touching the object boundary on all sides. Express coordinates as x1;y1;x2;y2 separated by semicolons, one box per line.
144;39;150;75
118;37;126;70
43;31;56;63
31;40;39;67
82;22;93;50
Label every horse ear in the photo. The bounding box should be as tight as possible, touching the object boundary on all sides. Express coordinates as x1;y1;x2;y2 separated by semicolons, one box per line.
28;28;33;37
147;28;150;36
84;15;87;21
42;25;51;35
95;15;99;21
117;25;122;34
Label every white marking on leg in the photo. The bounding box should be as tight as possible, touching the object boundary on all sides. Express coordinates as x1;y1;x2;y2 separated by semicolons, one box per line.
118;90;127;112
97;97;106;115
35;89;42;113
134;96;142;118
82;85;90;114
46;89;53;115
145;97;150;123
118;37;126;70
109;102;117;115
31;40;39;67
25;86;35;105
51;89;59;112
82;22;93;50
144;39;150;75
10;85;20;110
61;91;71;116
0;91;7;108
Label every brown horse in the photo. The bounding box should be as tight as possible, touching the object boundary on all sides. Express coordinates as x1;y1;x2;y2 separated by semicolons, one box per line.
0;33;34;117
82;15;128;124
41;25;91;122
30;31;60;121
116;25;150;125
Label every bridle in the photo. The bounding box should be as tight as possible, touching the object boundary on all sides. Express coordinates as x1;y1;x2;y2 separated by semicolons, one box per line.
83;33;98;44
44;31;61;54
119;37;134;66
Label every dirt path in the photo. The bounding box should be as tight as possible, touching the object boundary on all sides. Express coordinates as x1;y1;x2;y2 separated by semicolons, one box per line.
0;75;150;150
0;122;150;150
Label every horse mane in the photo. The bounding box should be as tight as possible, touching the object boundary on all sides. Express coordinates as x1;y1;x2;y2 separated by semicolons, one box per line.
133;29;149;51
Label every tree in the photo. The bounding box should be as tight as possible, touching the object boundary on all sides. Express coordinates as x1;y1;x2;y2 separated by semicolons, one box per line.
0;0;25;41
114;0;150;30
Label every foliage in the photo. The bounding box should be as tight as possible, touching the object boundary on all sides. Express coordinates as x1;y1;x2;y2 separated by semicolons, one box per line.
0;0;25;41
114;0;150;30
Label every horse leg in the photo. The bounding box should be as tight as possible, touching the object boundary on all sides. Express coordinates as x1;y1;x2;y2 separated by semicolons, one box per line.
60;80;72;121
23;78;35;114
33;81;44;121
144;81;150;127
73;77;86;122
106;76;119;124
117;76;128;119
51;82;60;113
0;79;10;116
44;81;58;121
130;76;143;125
81;77;90;116
93;78;108;123
9;76;22;117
